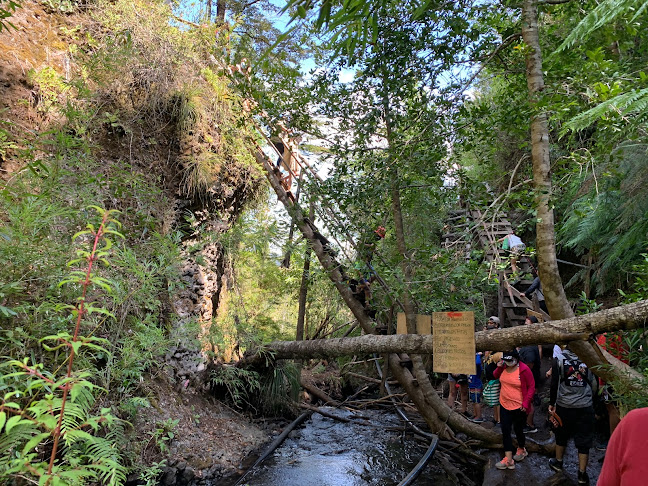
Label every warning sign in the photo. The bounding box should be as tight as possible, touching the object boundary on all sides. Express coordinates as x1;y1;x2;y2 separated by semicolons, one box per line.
432;312;475;375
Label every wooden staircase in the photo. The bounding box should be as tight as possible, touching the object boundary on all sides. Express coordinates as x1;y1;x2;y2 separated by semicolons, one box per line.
443;208;550;327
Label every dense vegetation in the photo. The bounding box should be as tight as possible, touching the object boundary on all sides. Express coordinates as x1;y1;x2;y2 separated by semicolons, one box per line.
0;0;647;484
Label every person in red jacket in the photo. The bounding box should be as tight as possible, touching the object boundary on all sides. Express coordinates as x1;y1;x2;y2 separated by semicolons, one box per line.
597;407;648;486
493;349;536;470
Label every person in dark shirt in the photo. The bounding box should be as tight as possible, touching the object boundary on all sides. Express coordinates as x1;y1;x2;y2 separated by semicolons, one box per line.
522;272;548;313
548;347;597;486
518;316;541;433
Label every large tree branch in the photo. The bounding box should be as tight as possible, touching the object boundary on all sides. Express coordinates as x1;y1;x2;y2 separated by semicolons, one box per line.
251;300;648;359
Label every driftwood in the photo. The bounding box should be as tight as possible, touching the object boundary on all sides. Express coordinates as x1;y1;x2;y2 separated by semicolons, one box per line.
298;403;350;423
300;380;340;407
344;371;399;385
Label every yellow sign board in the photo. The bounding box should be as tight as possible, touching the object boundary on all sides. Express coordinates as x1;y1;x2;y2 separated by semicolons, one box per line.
432;312;476;375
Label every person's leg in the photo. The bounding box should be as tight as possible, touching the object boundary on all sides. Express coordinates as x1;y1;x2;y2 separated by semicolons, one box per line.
526;402;534;426
470;389;482;420
447;376;457;408
606;402;621;436
553;406;571;462
500;407;514;453
494;404;500;423
459;383;469;413
512;409;526;449
574;406;595;477
510;255;518;273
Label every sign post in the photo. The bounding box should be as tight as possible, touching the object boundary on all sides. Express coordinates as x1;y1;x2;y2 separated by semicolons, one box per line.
432;312;475;375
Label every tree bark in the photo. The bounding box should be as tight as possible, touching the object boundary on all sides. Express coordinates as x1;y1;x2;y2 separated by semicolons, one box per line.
246;299;648;362
296;202;314;342
216;0;226;22
520;0;644;388
521;0;572;320
281;173;302;268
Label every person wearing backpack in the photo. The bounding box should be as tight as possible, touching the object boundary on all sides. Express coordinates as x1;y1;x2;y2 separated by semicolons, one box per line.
548;346;598;486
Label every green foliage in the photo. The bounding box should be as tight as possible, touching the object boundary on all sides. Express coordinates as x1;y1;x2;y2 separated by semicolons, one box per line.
210;365;261;409
0;208;128;485
600;256;648;412
558;143;648;293
259;361;300;415
26;66;69;113
147;419;178;454
554;0;648;53
563;86;648;135
0;0;19;32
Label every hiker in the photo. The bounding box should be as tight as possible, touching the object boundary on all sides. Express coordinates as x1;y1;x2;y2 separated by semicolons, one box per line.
447;373;470;418
598;407;648;485
494;350;535;470
483;315;500;331
546;343;564;378
518;315;542;433
349;277;372;310
498;231;526;274
357;225;386;269
548;345;598;486
483;317;502;426
521;271;548;313
484;350;503;426
469;353;484;423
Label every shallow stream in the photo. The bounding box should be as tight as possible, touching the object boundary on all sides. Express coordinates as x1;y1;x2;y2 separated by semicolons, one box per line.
233;407;456;486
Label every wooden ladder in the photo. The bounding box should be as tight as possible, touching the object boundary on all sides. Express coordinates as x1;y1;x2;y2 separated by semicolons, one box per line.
444;207;550;327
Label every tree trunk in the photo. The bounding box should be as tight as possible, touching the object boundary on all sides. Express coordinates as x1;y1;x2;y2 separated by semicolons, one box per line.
206;0;212;22
521;0;572;320
520;0;644;388
245;299;648;363
296;202;314;342
255;148;500;445
281;173;303;268
216;0;226;22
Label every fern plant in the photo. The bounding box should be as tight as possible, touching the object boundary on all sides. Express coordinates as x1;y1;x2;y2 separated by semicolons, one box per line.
554;0;648;53
0;207;128;485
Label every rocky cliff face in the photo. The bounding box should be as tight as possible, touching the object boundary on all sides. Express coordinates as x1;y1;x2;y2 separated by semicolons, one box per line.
0;2;267;483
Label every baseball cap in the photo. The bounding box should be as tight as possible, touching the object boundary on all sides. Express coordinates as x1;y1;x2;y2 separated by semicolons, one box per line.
502;350;519;364
488;316;500;324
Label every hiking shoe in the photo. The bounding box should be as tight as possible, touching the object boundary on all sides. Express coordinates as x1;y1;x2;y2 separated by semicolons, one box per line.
596;441;608;451
460;410;473;419
471;417;485;423
513;447;528;462
495;457;515;470
578;470;590;485
549;458;563;472
523;425;538;434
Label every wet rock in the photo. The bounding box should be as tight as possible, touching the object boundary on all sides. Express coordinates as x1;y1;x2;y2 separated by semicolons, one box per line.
161;466;177;485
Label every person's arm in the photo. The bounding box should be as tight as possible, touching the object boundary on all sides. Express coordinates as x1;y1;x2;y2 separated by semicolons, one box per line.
493;363;504;379
523;277;541;298
549;357;559;407
521;365;535;410
588;369;598;396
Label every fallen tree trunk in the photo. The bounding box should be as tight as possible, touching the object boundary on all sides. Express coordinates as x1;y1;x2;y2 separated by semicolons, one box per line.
247;299;648;360
253;147;499;445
